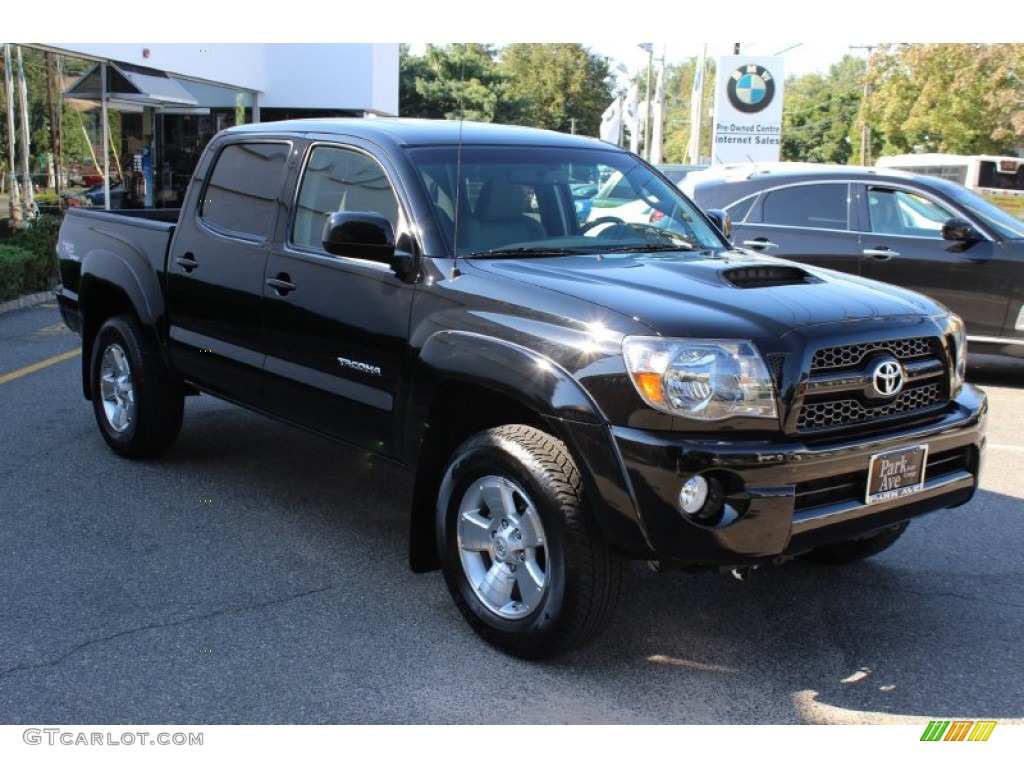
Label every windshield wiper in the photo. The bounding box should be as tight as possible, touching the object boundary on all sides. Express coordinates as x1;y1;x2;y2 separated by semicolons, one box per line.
463;247;589;259
599;243;698;253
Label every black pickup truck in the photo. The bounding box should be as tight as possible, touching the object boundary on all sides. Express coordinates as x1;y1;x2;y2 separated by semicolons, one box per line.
56;118;987;658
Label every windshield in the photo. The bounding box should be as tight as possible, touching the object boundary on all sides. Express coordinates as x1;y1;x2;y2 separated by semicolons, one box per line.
407;145;727;257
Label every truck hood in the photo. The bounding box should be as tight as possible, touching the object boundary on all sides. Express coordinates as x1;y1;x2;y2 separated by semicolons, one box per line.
466;250;945;340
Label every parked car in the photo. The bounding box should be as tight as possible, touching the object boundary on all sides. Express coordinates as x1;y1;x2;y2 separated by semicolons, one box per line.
683;163;1024;360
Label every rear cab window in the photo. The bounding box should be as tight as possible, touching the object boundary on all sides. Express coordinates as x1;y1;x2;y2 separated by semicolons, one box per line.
199;142;291;239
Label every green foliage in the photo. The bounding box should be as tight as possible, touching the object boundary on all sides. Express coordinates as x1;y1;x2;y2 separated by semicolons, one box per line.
659;58;716;163
399;43;611;135
1;47;97;179
864;43;1024;156
781;55;866;163
0;244;39;301
0;214;61;299
497;44;612;136
399;44;513;122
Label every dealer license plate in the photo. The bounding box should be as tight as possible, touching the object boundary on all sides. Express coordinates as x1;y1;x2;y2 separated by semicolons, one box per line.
865;444;928;505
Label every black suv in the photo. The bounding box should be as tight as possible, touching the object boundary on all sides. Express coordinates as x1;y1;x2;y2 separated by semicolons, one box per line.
684;163;1024;361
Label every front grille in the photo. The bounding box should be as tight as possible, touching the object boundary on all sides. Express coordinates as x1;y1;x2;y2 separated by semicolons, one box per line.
811;337;932;372
794;336;949;434
797;383;944;430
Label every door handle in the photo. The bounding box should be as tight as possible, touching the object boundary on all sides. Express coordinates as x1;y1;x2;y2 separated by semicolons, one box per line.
862;248;900;260
175;253;199;272
741;238;778;250
266;274;296;295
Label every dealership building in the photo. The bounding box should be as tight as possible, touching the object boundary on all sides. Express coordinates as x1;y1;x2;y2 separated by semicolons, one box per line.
25;43;399;209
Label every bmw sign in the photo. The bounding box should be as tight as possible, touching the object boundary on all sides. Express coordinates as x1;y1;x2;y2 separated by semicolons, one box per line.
713;56;785;164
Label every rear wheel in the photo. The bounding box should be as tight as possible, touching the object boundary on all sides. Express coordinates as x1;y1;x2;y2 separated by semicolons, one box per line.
91;315;184;458
800;522;909;565
436;425;622;658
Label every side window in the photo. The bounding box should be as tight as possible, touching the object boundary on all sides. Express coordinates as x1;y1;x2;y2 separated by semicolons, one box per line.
724;195;756;222
762;183;848;230
293;146;399;250
868;187;951;238
200;143;289;238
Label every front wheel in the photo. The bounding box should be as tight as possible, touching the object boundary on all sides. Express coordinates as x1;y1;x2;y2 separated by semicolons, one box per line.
799;522;909;565
436;425;622;658
91;315;184;458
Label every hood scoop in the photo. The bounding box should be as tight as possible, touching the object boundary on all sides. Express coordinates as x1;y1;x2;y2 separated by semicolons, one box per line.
723;265;820;289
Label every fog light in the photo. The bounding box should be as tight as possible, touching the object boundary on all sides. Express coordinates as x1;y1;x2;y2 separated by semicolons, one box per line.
679;474;729;526
679;475;709;514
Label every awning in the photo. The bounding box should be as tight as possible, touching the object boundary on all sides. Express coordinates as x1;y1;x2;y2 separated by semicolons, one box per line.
64;60;199;107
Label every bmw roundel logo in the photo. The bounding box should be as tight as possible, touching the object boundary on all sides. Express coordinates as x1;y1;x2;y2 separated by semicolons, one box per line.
727;64;776;114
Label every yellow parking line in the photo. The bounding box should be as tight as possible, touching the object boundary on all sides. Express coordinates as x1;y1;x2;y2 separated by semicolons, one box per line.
0;348;81;385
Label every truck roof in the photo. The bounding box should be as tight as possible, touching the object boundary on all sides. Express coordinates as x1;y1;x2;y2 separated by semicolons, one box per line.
221;117;621;151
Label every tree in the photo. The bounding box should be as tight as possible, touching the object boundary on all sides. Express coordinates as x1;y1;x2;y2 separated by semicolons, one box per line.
399;44;513;123
781;55;865;163
1;47;100;189
497;44;612;136
658;57;716;163
863;43;1024;156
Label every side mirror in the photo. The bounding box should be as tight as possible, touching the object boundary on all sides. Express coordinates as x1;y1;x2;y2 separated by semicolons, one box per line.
704;208;732;239
941;217;978;243
322;211;414;275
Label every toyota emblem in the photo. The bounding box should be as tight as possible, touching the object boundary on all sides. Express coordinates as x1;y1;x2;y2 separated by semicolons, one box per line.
871;359;904;398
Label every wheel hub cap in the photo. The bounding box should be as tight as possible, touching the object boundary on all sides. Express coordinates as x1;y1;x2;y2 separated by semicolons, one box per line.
99;343;135;433
456;475;548;620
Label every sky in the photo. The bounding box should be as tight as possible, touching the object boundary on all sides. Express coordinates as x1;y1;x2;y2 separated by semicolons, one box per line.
10;0;1003;52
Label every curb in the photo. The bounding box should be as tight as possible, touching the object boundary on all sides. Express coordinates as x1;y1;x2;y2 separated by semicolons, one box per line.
0;291;57;316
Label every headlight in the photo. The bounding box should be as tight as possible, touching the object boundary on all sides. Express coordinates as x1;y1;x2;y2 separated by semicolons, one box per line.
622;337;778;421
947;315;967;396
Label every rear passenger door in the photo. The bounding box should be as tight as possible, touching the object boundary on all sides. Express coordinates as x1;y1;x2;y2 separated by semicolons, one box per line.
734;181;863;275
261;142;416;456
166;139;292;405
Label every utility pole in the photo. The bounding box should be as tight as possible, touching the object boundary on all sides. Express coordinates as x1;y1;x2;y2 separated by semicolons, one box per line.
640;44;653;159
16;46;35;222
47;52;63;202
851;45;876;166
4;44;22;227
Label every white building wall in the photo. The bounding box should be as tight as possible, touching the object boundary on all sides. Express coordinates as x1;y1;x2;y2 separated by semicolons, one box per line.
53;43;398;114
261;44;398;114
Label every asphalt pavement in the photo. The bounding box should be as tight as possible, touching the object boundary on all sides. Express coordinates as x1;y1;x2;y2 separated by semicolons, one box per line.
1;303;1022;730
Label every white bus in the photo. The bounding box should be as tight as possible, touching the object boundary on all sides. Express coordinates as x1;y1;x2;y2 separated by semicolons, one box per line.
876;153;1024;219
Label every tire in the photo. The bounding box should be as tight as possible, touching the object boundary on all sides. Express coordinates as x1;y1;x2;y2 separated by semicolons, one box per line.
436;424;622;658
799;522;909;565
90;315;184;458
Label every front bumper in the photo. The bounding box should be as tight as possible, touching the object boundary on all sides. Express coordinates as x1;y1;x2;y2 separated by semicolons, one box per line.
601;383;987;566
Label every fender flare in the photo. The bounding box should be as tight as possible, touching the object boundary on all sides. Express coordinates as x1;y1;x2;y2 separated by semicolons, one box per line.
405;331;652;571
406;330;605;440
78;248;169;398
